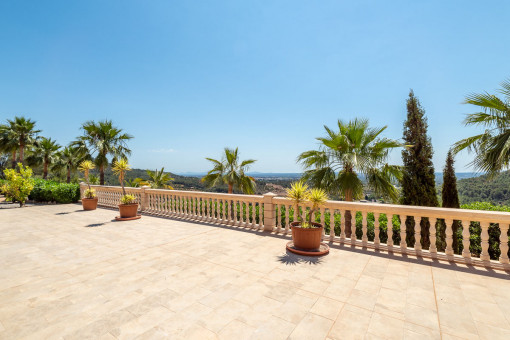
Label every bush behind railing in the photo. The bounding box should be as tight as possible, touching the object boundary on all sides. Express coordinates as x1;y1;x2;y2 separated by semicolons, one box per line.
29;179;80;204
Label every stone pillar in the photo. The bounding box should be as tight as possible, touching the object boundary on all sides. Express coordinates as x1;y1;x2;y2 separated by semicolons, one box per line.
263;192;277;232
140;186;150;212
79;182;86;200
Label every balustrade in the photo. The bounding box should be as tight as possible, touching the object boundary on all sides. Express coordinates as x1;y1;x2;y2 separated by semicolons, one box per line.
82;183;510;270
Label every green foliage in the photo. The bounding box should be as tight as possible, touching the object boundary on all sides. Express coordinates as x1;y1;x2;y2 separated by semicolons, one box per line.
298;118;403;202
202;147;256;194
2;163;35;206
121;194;136;205
146;167;174;189
29;179;80;203
453;78;510;176
457;171;510;205
401;90;438;248
83;188;96;199
73;120;133;185
461;202;510;260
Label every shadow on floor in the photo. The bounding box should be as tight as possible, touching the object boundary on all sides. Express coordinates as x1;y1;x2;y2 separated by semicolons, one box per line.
85;222;106;228
277;252;324;266
327;243;510;280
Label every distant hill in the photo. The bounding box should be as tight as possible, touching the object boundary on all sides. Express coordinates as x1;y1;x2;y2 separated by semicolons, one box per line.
178;172;302;179
456;171;510;205
98;168;293;195
435;172;480;185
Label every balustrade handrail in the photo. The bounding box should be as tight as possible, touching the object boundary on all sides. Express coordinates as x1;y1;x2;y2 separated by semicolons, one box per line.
273;197;510;223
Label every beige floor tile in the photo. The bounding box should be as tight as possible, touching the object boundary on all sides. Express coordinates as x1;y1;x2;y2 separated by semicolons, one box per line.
375;287;406;320
437;301;479;339
404;303;439;330
367;312;404;339
218;319;255;340
328;304;372;340
346;289;377;311
468;300;510;329
403;322;440;340
475;321;510;340
288;312;333;340
310;296;344;320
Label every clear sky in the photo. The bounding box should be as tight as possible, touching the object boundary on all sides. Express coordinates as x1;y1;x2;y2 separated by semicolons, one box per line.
1;1;509;173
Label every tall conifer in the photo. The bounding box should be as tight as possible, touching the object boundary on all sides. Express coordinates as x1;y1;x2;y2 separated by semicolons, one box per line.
401;90;438;248
441;150;460;253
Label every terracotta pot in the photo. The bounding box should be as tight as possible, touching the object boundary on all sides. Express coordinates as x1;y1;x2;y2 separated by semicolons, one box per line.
118;203;139;218
82;197;98;211
290;221;323;251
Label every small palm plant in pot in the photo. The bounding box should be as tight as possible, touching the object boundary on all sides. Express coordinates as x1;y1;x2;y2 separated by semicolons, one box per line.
78;160;98;210
112;158;138;218
287;181;329;251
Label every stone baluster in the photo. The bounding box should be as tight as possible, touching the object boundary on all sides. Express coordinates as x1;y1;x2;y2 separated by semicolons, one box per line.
400;216;407;250
499;224;509;264
414;216;422;253
461;220;471;259
480;221;490;261
374;213;380;248
351;212;357;245
285;204;290;233
362;211;368;246
340;210;346;242
445;218;454;259
330;208;335;241
227;198;231;224
429;217;437;257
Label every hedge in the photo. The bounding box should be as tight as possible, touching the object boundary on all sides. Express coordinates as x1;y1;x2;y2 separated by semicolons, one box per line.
29;179;80;204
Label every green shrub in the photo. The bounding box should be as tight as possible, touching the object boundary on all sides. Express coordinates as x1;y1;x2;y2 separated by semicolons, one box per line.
29;179;80;203
2;164;35;207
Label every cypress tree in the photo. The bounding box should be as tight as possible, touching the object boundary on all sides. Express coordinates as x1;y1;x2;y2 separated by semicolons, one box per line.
401;90;438;249
441;150;461;253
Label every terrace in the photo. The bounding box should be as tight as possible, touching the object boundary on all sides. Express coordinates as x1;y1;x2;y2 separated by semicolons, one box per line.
1;187;510;339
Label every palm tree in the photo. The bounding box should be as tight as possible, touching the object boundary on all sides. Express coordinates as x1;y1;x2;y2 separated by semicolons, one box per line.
146;167;174;189
112;158;131;196
202;147;256;194
298;118;403;237
28;137;61;179
8;116;40;165
53;146;86;183
0;123;18;168
78;160;95;190
73;120;133;185
453;79;510;176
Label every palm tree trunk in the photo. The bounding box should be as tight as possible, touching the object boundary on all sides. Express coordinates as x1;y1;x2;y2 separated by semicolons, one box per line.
11;149;16;168
100;165;105;185
43;160;48;179
228;183;233;194
67;167;71;183
19;142;24;164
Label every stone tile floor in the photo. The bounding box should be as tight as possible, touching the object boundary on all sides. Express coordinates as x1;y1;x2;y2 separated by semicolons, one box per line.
1;203;510;339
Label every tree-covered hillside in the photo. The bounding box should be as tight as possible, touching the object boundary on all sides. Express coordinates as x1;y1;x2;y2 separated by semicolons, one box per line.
98;167;293;195
457;171;510;205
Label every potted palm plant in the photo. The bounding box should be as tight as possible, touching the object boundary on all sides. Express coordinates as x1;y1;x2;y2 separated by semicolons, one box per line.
112;159;139;219
287;181;329;251
79;160;98;210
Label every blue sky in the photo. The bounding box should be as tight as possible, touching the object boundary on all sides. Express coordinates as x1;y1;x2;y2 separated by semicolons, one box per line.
1;1;509;173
